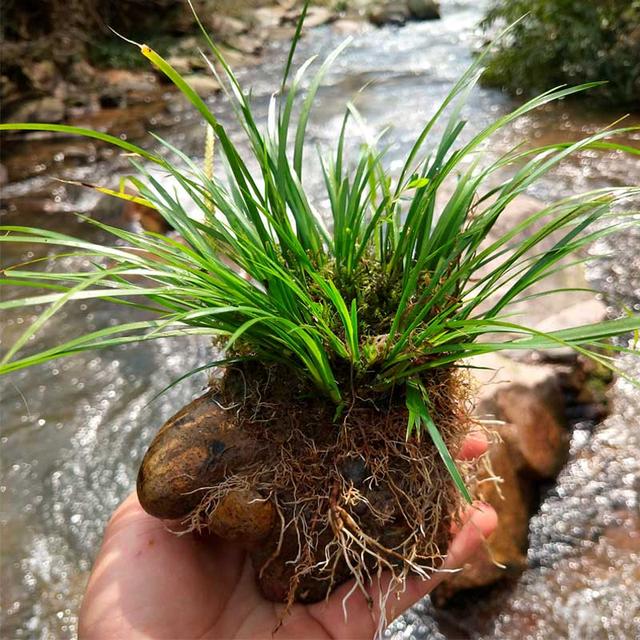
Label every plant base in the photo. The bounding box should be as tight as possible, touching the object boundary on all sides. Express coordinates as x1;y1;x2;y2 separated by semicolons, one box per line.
137;364;474;612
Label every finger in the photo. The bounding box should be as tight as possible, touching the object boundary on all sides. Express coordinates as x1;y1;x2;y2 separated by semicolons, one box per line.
457;431;488;461
310;502;497;639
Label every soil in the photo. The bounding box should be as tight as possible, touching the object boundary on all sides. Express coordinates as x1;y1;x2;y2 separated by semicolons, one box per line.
137;361;474;611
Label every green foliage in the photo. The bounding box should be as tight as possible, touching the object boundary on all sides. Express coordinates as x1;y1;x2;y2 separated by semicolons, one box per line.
88;34;176;70
481;0;640;107
1;9;639;500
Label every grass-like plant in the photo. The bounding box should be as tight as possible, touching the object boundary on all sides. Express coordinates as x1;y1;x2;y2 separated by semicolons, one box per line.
1;4;639;620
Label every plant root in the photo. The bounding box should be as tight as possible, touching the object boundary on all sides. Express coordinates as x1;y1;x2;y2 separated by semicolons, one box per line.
165;363;480;635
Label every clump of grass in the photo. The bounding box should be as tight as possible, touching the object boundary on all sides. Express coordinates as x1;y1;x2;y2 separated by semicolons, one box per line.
1;5;639;519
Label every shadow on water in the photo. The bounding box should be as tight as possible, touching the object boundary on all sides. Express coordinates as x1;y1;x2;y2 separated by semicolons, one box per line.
1;1;639;637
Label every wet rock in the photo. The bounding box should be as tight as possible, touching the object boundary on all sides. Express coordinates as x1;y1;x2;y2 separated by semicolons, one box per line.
434;353;573;602
368;2;409;27
183;74;221;96
407;0;440;20
284;6;336;29
122;199;173;235
8;96;65;123
165;56;193;75
253;6;286;29
97;69;159;108
205;14;249;38
25;60;59;93
207;489;275;543
137;391;259;520
231;34;263;56
494;386;569;478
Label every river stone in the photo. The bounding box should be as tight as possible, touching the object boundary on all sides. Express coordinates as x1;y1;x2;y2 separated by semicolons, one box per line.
207;489;275;543
284;6;336;29
434;353;583;602
183;74;221;96
137;391;258;520
407;0;440;20
25;60;59;93
205;14;249;38
253;6;286;29
8;96;65;123
368;1;409;27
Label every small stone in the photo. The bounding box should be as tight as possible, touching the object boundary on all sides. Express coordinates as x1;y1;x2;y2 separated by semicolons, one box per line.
165;56;193;75
25;60;58;93
231;34;263;56
368;2;409;27
8;97;65;123
205;14;249;37
284;6;335;29
183;74;221;96
208;490;275;543
253;6;286;29
407;0;440;21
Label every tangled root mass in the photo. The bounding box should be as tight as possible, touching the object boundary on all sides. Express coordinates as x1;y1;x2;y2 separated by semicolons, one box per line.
182;362;475;625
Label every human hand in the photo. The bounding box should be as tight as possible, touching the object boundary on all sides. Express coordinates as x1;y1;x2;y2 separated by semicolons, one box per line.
79;435;496;639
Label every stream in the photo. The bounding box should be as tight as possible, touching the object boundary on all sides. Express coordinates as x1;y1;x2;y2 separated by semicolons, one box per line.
1;1;639;638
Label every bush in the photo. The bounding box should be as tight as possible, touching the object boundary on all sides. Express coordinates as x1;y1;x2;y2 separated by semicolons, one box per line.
481;0;640;107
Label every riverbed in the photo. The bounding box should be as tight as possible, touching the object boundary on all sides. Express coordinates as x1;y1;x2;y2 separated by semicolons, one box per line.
1;1;639;638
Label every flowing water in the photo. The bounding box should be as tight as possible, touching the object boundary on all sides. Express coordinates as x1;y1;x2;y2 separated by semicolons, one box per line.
1;2;639;637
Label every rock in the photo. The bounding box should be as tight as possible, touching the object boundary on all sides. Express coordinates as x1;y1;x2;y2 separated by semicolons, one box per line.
8;96;65;123
25;60;59;93
332;18;369;35
253;6;286;29
98;69;158;108
407;0;440;21
183;73;221;96
434;352;572;602
165;56;193;75
205;14;249;38
284;6;335;29
230;34;263;56
207;489;275;543
535;299;608;357
67;60;97;86
368;2;409;27
494;385;569;478
137;391;259;520
303;6;336;28
122;199;173;235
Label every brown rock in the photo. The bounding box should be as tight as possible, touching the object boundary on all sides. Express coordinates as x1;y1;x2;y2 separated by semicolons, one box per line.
253;6;286;29
284;6;336;29
8;96;65;123
25;60;59;93
368;2;409;27
208;489;274;543
435;353;571;602
493;384;569;478
122;199;173;235
183;73;221;96
407;0;440;21
137;391;258;520
205;14;249;38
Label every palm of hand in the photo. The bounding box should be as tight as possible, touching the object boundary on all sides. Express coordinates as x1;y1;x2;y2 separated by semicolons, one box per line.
80;438;496;639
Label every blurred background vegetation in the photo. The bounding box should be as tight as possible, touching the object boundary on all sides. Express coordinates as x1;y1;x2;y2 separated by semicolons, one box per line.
1;0;638;120
481;0;640;107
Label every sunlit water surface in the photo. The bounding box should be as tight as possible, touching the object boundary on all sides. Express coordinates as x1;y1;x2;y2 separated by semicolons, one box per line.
1;1;639;637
